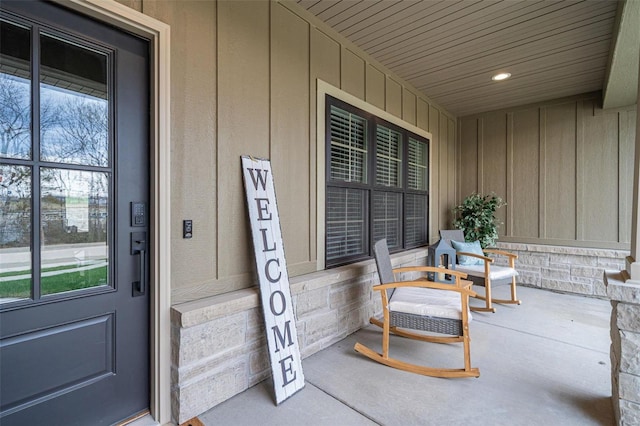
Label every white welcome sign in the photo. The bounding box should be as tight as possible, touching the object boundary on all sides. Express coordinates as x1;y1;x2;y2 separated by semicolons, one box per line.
241;156;305;404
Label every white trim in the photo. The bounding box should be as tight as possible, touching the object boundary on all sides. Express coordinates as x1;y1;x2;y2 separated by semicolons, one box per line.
62;1;171;423
316;80;433;270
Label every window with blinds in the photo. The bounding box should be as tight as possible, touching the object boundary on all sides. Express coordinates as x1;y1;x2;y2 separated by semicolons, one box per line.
325;95;429;267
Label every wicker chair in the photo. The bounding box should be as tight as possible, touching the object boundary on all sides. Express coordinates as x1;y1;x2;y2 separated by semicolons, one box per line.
353;239;480;378
440;229;521;313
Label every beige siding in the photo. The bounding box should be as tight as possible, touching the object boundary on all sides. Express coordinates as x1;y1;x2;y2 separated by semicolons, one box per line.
438;113;448;230
402;88;416;126
428;105;440;234
385;77;402;118
417;98;429;131
217;0;270;284
482;111;508;232
458;93;635;249
458;117;478;199
139;0;457;303
582;99;619;242
620;109;636;243
511;108;540;238
271;4;313;275
341;48;365;99
143;1;219;299
365;64;385;110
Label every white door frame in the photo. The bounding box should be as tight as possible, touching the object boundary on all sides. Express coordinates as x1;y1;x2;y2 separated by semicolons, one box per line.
59;1;171;423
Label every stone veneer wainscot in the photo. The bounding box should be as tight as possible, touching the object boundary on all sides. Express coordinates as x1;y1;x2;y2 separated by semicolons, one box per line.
606;268;640;424
169;243;628;423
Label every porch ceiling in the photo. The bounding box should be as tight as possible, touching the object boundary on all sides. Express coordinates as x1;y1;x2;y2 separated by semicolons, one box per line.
297;0;640;117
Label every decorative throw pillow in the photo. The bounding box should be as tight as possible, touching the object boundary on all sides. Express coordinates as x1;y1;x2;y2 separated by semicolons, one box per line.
451;240;484;266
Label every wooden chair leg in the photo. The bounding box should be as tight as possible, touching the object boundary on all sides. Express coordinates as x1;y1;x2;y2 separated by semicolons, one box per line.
487;276;522;306
470;280;496;313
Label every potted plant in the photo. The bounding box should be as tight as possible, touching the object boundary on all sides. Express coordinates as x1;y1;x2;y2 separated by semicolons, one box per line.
452;192;506;248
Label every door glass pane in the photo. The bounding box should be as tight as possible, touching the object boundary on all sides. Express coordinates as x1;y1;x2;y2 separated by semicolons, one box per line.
40;33;108;167
41;168;109;296
0;20;31;160
0;165;32;303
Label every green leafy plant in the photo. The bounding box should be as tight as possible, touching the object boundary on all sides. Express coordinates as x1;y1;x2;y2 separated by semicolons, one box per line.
452;193;506;248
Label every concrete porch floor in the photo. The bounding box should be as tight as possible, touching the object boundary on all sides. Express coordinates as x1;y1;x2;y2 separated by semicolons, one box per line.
190;286;614;425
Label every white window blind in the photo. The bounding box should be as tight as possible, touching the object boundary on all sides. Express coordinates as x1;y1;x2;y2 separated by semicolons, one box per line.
373;191;402;249
329;106;367;183
326;187;367;261
376;125;402;188
408;137;428;190
405;193;427;246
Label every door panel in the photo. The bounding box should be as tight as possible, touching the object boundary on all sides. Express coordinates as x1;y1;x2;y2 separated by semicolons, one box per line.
0;1;149;424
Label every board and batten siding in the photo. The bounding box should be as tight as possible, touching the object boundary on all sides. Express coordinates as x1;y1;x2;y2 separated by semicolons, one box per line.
458;93;635;249
130;0;456;305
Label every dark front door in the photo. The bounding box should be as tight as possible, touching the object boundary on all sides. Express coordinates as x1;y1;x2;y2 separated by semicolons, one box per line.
0;2;150;425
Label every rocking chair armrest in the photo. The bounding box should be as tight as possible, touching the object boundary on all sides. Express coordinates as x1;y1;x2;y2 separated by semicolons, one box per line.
456;251;493;263
483;248;518;260
373;280;477;298
392;266;468;281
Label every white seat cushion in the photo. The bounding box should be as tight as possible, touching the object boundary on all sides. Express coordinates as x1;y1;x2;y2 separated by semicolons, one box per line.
455;264;518;281
389;286;471;321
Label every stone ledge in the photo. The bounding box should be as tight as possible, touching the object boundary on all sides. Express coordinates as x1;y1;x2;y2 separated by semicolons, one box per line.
498;242;628;258
605;270;640;304
172;288;259;329
171;248;429;329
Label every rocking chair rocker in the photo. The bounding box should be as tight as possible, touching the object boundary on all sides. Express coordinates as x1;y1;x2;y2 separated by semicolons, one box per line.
353;239;480;378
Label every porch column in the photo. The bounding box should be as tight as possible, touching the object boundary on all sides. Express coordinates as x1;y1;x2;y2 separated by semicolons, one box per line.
604;42;640;424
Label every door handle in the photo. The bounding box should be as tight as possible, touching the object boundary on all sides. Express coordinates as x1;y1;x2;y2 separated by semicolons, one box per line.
131;232;147;297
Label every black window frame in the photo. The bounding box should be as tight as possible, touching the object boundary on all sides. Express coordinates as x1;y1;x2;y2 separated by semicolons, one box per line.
325;95;429;268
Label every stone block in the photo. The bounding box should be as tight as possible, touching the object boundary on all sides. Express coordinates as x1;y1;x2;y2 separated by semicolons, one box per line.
571;265;604;279
620;330;640;376
541;266;570;280
249;346;269;375
345;305;370;334
619;372;640;404
550;253;597;266
175;360;248;424
177;313;246;366
248;368;271;387
245;308;266;343
598;257;625;270
172;288;259;328
302;310;341;347
618;303;640;331
541;278;592;295
516;270;541;287
593;279;608;297
619;399;640;425
175;339;263;385
608;280;640;304
496;242;528;251
329;280;371;308
294;287;329;317
517;252;549;266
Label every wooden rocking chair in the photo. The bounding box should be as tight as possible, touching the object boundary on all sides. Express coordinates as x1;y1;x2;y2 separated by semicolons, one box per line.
440;229;521;313
354;239;480;378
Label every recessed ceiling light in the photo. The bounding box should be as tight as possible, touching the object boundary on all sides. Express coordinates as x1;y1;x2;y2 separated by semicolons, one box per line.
492;72;511;81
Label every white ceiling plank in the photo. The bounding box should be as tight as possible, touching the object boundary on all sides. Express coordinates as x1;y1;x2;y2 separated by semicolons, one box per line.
297;0;632;116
